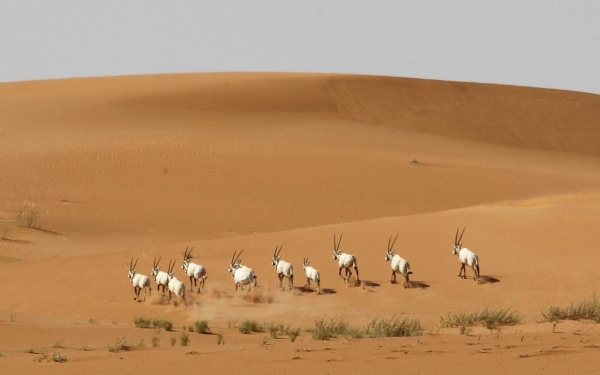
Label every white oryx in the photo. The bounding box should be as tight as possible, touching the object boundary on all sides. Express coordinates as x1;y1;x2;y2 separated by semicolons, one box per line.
127;258;152;302
181;246;208;293
271;245;294;291
302;258;321;294
453;227;481;282
150;257;169;294
384;234;413;288
236;257;258;286
332;233;360;284
166;259;186;302
228;249;257;292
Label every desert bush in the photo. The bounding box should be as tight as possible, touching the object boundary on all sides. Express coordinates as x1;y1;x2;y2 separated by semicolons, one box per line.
238;320;262;334
364;317;423;338
216;332;224;345
17;201;39;228
180;332;190;346
152;318;173;331
288;327;301;342
134;317;152;328
312;317;349;340
170;337;176;347
52;339;66;349
439;308;521;328
151;335;160;347
108;337;131;353
0;218;11;240
193;320;210;334
52;352;67;362
540;296;600;323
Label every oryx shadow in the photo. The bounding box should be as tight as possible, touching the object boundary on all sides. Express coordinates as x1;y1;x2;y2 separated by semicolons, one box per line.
406;281;430;289
478;275;500;284
361;281;381;288
296;287;337;295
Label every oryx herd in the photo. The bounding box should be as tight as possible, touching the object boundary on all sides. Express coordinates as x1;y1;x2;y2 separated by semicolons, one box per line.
126;228;481;302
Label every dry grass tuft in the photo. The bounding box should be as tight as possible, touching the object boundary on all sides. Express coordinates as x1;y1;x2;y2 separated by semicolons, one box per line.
17;201;39;228
540;296;600;323
439;308;521;329
108;337;131;353
238;320;262;334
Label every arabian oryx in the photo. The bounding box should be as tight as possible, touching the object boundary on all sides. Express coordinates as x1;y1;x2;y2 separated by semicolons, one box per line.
384;234;413;288
228;249;257;292
150;257;169;294
453;227;481;282
166;259;186;302
271;245;294;291
302;258;321;294
181;246;208;293
127;258;152;302
332;233;360;284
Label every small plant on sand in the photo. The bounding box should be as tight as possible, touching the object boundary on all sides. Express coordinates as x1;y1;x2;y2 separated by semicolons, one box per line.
170;336;176;347
88;318;98;325
364;316;423;338
52;339;66;349
133;317;152;328
151;335;160;347
180;332;190;346
238;320;262;334
152;318;173;331
439;308;521;328
287;327;301;342
540;296;600;323
108;337;131;353
216;332;224;345
0;218;11;240
17;201;39;228
312;317;349;340
52;352;67;363
193;320;210;334
137;339;145;347
10;314;16;323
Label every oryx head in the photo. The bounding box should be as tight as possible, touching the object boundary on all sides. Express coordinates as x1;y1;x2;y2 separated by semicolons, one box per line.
302;258;310;270
385;234;399;261
127;258;138;281
166;259;176;279
228;249;243;274
151;257;161;277
182;246;194;271
332;232;343;259
271;245;283;266
453;227;466;255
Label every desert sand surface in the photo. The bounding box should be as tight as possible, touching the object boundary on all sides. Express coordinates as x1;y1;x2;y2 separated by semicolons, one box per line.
1;73;600;374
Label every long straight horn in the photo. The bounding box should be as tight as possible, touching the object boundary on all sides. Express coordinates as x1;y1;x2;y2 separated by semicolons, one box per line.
333;234;336;250
390;234;399;251
130;257;133;270
184;246;189;259
231;249;238;264
458;227;466;244
276;245;283;257
156;257;161;267
188;247;194;258
455;228;459;245
133;258;139;269
234;249;244;264
337;232;343;251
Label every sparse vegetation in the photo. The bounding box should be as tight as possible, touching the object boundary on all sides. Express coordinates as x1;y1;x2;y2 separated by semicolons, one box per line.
82;345;93;351
134;317;152;328
312;317;349;340
439;308;521;328
10;314;16;323
363;317;423;338
17;201;39;228
152;318;173;331
0;218;11;240
151;335;160;347
88;318;98;325
25;347;35;354
540;296;600;323
193;320;210;334
108;337;131;353
238;320;262;334
52;352;67;363
216;332;224;345
137;339;145;347
170;336;176;347
288;327;301;342
52;339;66;349
180;332;190;346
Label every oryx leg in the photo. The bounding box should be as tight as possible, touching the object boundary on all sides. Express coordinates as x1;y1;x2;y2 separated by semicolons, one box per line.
134;286;140;301
353;266;360;283
345;268;353;283
338;267;346;282
458;264;465;278
403;271;410;289
289;274;294;291
278;273;284;291
305;278;311;289
316;280;321;294
189;276;194;292
390;270;396;284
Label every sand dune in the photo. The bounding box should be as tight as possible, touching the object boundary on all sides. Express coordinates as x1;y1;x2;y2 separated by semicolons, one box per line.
1;73;600;374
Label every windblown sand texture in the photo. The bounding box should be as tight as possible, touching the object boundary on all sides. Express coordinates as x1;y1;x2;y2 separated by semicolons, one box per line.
1;73;600;374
